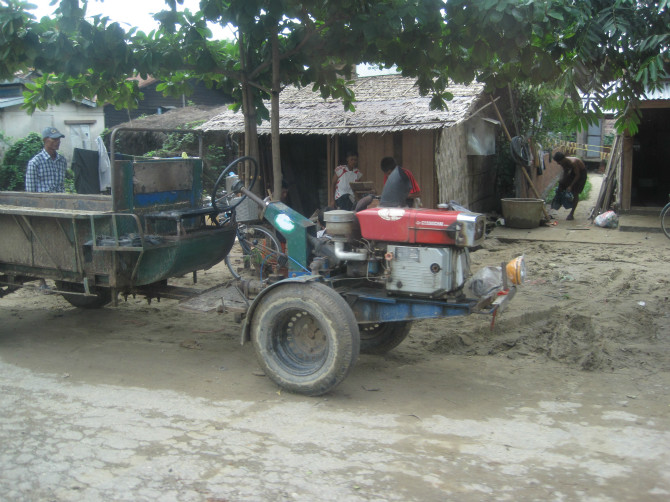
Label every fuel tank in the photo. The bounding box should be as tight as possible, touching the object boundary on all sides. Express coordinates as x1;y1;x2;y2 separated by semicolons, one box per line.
355;207;485;247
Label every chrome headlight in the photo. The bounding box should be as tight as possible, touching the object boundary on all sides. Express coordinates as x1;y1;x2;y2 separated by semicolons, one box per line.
454;213;486;247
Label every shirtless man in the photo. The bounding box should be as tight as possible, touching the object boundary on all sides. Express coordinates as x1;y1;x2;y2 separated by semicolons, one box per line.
553;151;588;220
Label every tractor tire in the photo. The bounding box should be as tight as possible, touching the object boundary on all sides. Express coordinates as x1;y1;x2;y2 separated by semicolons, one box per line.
55;281;112;309
250;282;360;396
359;321;412;355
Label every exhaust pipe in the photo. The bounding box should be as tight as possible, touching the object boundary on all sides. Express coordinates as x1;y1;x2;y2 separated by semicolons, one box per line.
333;241;368;261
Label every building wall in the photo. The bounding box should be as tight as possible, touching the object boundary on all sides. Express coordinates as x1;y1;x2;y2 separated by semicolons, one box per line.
575;117;616;162
401;130;435;208
357;130;437;209
357;133;393;187
436;122;469;207
435;120;506;213
0;102;105;163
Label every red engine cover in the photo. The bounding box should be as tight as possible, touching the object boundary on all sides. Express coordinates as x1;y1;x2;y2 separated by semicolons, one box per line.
356;207;462;245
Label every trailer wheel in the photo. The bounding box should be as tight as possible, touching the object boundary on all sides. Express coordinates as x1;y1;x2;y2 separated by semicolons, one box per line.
55;281;112;309
0;285;18;299
251;282;360;396
359;321;412;355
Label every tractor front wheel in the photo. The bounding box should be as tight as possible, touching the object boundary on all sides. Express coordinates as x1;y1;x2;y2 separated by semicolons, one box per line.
250;282;360;396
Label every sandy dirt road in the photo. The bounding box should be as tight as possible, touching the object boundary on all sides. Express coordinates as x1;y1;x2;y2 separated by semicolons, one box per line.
1;173;670;501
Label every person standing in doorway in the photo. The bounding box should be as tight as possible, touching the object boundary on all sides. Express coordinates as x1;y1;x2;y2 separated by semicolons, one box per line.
25;127;67;193
332;151;362;211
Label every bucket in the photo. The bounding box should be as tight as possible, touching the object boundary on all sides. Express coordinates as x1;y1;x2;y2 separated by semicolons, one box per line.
501;198;545;229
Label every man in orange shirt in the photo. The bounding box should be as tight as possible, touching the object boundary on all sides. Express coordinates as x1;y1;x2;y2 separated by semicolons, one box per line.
379;156;421;207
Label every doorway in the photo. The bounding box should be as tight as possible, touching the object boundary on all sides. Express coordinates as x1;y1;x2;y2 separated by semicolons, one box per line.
631;108;670;207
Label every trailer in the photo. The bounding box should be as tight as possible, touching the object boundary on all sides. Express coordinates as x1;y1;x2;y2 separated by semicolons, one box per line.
0;154;235;306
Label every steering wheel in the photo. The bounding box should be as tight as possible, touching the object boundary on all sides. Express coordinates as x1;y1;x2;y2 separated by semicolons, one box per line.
211;156;259;213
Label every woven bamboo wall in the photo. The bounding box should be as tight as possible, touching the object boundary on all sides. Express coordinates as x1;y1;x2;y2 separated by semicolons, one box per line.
436;123;469;208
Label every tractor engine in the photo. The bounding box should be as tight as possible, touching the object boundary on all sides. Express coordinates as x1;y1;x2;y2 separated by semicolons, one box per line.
320;208;486;298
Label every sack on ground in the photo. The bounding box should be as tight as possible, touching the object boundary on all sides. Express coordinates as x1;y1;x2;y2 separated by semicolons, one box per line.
594;210;619;228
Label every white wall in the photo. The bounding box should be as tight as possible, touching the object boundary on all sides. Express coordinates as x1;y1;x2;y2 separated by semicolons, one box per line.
0;101;105;163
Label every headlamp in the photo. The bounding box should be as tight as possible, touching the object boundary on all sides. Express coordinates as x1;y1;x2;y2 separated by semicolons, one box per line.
505;255;526;285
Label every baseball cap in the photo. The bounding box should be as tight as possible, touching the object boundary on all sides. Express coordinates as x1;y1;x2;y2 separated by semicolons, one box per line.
42;127;65;139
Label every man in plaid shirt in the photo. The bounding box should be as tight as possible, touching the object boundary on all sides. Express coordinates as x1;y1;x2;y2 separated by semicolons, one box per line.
25;127;67;192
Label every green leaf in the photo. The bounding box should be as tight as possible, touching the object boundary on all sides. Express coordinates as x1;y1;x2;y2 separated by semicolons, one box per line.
547;10;564;21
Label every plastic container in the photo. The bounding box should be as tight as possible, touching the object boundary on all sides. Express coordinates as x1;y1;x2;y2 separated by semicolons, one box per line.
501;198;544;229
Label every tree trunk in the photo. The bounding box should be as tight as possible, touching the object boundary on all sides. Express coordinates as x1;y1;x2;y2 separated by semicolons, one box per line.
271;32;282;201
239;33;262;196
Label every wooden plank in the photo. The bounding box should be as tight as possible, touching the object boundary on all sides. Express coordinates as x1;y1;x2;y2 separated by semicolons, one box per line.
0;204;105;217
402;130;435;208
621;134;633;211
0;192;112;212
591;134;623;217
358;133;393;195
326;137;333;205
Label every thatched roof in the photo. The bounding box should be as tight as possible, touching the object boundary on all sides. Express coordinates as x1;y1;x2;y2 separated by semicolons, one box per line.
200;74;486;135
108;105;231;157
111;104;229;131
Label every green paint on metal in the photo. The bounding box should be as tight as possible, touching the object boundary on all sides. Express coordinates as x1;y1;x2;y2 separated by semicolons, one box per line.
262;202;316;276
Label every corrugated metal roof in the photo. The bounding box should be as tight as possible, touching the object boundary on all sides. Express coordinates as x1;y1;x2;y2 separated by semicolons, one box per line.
0;96;25;109
200;74;485;135
2;76;98;108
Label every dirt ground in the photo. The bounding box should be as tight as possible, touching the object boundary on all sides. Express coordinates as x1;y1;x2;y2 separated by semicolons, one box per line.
1;174;670;501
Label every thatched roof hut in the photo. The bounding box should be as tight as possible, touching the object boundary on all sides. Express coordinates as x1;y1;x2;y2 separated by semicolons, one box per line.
200;74;500;215
201;75;484;135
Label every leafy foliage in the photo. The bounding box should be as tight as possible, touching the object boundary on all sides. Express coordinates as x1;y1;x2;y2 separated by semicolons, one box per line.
0;132;42;191
537;97;578;144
